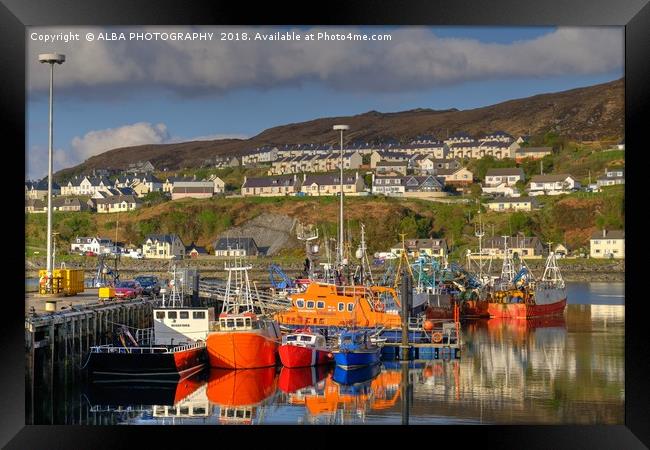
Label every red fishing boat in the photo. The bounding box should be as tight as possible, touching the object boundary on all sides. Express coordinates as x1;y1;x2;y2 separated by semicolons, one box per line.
487;248;567;319
279;328;334;368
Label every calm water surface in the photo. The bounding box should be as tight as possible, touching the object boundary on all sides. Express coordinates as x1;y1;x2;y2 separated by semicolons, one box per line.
27;282;624;425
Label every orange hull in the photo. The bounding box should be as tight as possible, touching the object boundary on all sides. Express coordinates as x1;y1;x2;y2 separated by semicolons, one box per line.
207;332;279;369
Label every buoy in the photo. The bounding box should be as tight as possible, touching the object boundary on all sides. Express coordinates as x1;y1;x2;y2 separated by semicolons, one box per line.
423;320;434;331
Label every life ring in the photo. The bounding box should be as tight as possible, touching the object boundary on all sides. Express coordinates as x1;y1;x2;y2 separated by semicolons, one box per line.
374;299;384;311
432;332;443;343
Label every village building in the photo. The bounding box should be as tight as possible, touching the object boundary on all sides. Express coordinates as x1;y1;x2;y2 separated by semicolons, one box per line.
482;167;525;197
528;174;580;196
25;179;60;200
25;198;47;213
485;197;538;212
241;174;301;197
375;160;408;176
482;236;544;259
597;167;625;187
70;237;114;255
171;181;215;200
185;242;209;258
514;147;553;162
300;172;366;196
590;229;624;259
126;160;156;174
207;175;226;194
390;238;448;258
370;150;409;168
52;197;88;212
213;237;260;257
372;174;445;196
142;234;186;259
95;195;141;213
436;167;474;186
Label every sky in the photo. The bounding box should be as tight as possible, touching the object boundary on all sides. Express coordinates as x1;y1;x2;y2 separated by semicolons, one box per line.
26;26;624;180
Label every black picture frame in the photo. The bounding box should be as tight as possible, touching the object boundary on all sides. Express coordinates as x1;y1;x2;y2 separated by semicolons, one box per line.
3;0;648;447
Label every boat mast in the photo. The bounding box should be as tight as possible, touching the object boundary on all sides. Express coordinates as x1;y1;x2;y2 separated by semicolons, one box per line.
222;256;255;315
541;242;564;288
500;236;516;286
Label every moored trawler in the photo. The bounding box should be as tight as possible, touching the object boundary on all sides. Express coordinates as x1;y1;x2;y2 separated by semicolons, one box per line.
88;266;212;381
206;259;281;369
487;249;567;319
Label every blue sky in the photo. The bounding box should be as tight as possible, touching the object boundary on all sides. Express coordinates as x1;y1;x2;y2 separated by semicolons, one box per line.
26;26;624;179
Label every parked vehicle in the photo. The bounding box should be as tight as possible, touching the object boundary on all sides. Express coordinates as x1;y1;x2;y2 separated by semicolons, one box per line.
84;251;97;256
135;275;161;297
126;250;144;259
113;280;143;299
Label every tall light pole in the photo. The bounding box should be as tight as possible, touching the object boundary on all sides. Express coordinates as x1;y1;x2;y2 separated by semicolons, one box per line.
39;53;65;294
333;125;349;268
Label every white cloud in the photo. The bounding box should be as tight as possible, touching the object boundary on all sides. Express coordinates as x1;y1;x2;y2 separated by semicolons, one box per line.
27;26;623;95
70;122;169;160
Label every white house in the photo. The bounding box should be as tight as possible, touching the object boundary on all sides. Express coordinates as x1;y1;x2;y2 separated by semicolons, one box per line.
95;195;141;213
483;168;525;197
142;234;186;259
171;181;215;200
597;167;624;187
70;237;114;254
485;197;538;212
590;229;624;259
528;174;580;196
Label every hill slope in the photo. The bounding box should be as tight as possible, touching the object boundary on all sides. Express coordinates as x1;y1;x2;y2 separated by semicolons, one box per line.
56;78;623;178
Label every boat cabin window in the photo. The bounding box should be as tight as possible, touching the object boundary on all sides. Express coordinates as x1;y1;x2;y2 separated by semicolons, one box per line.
300;335;312;342
180;311;189;319
194;407;206;415
316;301;325;309
307;301;315;309
236;410;244;418
180;407;189;415
341;336;353;344
168;311;177;319
155;311;165;319
347;303;354;312
338;302;344;311
226;319;235;328
236;318;244;328
286;335;298;342
245;318;251;327
296;300;305;308
193;311;205;319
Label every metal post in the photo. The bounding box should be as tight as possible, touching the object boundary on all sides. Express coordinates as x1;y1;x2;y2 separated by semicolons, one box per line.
45;62;54;292
400;268;410;360
339;129;344;267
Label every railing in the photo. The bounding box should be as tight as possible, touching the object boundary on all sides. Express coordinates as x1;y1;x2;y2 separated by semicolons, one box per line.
90;341;205;354
198;279;292;312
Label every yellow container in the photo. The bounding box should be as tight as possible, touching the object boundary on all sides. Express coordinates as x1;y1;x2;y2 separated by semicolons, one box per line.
50;268;85;295
98;286;115;299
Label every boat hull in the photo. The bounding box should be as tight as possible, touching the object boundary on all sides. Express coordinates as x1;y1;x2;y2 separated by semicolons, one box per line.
207;332;279;369
88;346;206;382
279;344;333;368
333;348;381;369
332;363;381;386
488;298;567;319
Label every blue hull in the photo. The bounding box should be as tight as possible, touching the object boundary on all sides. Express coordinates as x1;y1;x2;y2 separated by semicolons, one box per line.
332;348;381;369
333;363;381;387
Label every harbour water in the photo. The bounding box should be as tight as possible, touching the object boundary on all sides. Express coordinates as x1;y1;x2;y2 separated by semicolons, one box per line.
26;282;624;425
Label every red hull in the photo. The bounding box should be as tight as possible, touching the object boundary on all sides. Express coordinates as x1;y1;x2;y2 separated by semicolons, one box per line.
488;298;567;319
279;344;333;368
173;346;206;378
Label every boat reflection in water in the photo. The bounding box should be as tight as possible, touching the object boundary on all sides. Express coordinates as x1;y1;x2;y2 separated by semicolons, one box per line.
278;365;331;394
206;367;278;424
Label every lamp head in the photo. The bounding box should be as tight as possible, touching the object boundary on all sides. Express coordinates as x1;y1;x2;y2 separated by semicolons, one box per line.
333;125;350;131
38;53;66;64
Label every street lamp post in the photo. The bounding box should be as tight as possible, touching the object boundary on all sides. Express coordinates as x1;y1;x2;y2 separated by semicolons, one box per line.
39;53;65;294
333;125;349;268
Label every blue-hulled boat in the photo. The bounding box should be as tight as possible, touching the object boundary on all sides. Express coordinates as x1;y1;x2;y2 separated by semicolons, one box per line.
332;363;381;386
332;330;381;369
